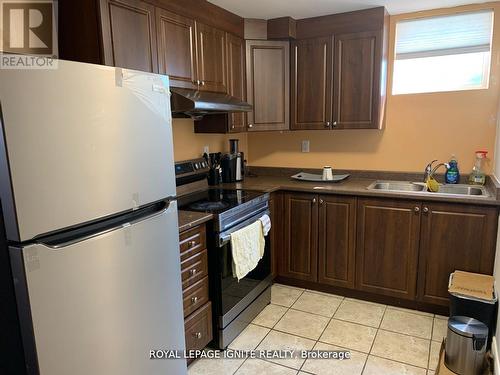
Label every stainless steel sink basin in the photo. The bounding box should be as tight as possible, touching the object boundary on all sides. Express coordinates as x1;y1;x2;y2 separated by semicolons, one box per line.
367;180;489;198
368;181;426;192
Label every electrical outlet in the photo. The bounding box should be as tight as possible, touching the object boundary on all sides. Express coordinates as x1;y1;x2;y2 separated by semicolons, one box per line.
203;145;209;155
301;140;310;153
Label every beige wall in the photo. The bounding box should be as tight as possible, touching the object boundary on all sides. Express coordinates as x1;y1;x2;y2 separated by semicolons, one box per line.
172;118;248;161
246;3;500;173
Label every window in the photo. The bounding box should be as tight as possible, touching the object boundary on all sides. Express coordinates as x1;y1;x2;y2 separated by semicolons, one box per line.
393;10;494;95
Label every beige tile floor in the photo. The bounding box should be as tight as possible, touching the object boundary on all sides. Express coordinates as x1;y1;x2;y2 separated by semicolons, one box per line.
188;284;447;375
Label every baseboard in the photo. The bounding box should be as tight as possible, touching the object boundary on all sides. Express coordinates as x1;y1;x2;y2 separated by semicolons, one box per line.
493;336;500;375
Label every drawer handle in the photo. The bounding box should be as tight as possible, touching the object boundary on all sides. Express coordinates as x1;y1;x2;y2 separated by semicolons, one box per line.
189;268;197;276
193;332;202;339
191;296;199;304
187;240;197;248
414;206;420;213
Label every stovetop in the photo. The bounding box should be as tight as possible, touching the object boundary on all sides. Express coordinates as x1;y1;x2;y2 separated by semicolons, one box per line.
180;189;264;214
178;188;270;233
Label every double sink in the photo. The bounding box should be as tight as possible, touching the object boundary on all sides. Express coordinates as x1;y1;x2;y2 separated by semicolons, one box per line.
367;181;489;198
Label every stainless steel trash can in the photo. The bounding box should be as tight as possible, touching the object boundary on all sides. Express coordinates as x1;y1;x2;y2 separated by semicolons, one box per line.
445;316;488;375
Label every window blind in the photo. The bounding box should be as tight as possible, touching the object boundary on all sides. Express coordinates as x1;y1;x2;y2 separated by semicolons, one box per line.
395;10;494;59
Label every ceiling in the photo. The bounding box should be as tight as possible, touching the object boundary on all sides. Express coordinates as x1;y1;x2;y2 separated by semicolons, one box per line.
208;0;495;18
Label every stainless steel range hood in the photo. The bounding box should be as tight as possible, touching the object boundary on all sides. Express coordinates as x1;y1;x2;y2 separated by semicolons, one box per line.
170;88;252;120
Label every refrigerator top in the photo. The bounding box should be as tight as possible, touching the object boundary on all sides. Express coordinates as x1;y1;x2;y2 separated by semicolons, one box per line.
0;60;176;242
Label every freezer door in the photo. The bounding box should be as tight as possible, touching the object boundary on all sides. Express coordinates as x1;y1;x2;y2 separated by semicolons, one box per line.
10;201;187;375
0;60;176;241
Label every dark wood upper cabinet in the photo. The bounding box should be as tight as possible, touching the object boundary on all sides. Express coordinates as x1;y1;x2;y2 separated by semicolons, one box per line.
99;0;158;72
195;22;227;93
246;40;290;131
156;8;197;88
281;192;318;282
333;31;382;129
291;37;333;130
318;195;356;289
417;203;498;306
226;33;247;132
356;198;421;300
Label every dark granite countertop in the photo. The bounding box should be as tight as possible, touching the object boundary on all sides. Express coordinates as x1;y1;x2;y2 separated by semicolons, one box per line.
221;174;500;207
178;210;213;233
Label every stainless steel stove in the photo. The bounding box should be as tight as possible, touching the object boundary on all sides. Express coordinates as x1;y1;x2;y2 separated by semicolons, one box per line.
175;158;272;349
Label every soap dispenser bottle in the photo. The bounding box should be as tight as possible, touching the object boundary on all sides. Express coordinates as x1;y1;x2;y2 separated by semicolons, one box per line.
445;155;460;184
469;150;488;185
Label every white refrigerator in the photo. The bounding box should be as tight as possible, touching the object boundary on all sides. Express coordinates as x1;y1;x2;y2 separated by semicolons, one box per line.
0;60;187;375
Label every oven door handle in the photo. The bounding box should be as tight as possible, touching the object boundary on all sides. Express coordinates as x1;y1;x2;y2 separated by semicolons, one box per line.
219;209;270;246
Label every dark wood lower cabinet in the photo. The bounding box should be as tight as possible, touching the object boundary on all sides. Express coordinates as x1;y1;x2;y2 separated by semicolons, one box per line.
278;192;498;313
417;202;498;306
270;192;283;279
318;196;356;288
356;198;420;300
281;192;318;281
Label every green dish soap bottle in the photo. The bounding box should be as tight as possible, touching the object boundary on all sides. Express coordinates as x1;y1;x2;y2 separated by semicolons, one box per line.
469;150;488;185
445;155;460;184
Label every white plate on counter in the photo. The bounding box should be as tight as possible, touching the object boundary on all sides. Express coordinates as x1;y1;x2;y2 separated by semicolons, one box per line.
291;172;350;183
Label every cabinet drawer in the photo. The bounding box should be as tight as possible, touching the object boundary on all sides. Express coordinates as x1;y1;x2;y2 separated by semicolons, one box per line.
183;276;209;317
179;225;206;260
185;302;212;352
181;249;208;288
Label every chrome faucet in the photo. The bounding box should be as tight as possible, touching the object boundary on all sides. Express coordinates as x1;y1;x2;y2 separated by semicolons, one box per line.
424;160;450;182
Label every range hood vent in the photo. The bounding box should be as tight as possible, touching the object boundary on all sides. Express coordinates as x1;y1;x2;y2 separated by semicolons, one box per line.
170;88;252;120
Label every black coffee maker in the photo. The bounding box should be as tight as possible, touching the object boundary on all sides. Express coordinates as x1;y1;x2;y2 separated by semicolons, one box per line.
221;139;244;183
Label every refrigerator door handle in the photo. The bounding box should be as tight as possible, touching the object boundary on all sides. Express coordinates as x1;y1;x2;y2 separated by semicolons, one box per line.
38;199;175;249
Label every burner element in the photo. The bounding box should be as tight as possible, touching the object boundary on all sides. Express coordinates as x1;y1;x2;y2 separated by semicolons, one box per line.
189;201;230;211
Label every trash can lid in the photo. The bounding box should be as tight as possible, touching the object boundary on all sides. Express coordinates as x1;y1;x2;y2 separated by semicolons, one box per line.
448;316;488;338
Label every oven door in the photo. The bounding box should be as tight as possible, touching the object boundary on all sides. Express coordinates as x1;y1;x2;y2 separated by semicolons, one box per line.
215;210;272;329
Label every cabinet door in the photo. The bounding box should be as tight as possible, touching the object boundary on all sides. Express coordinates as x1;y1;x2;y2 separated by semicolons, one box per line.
418;203;498;306
246;40;289;131
333;31;381;129
226;33;247;133
356;198;421;299
318;195;356;288
99;0;158;72
156;9;197;89
195;22;227;93
281;193;318;282
291;37;333;130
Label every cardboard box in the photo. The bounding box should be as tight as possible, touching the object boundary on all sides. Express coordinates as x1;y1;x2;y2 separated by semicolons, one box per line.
448;271;495;302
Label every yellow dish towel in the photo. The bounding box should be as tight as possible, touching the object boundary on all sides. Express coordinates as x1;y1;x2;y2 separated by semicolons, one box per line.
230;220;265;281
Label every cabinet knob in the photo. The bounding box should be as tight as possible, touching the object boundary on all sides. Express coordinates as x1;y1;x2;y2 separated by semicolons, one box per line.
248;124;254;129
201;81;205;86
312;198;317;204
191;296;198;304
325;121;331;128
196;80;201;85
189;268;197;276
423;207;429;213
231;125;235;129
193;332;202;339
319;199;324;205
187;240;196;248
332;121;338;127
414;206;420;213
